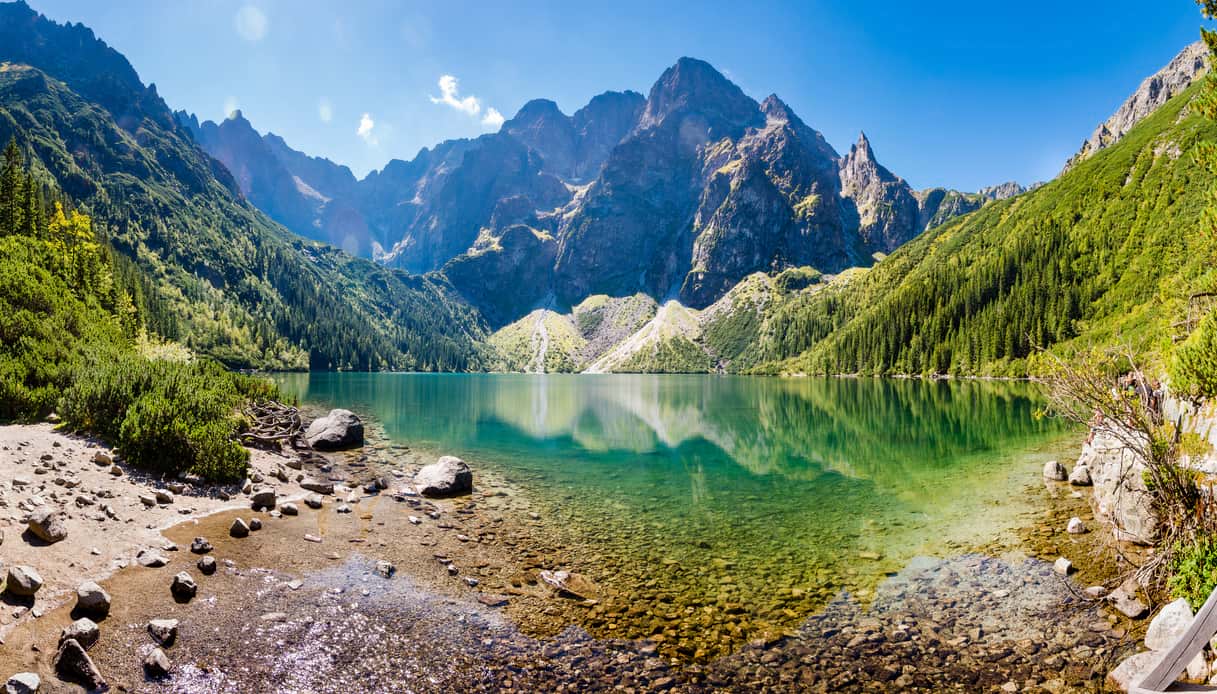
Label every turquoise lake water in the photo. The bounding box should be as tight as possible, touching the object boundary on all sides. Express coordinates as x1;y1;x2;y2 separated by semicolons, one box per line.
275;373;1076;654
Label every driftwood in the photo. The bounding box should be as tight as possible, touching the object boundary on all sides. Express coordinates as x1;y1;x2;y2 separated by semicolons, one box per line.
240;401;307;450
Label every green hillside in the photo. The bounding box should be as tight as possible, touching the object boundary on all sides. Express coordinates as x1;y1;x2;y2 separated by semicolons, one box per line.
757;81;1215;376
0;51;486;372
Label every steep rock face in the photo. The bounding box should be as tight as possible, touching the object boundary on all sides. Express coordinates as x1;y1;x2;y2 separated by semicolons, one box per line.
443;225;558;328
680;96;856;307
570;91;645;181
555;58;765;303
838;133;921;253
501;91;644;183
385;134;570;273
1064;41;1208;171
185;53;996;323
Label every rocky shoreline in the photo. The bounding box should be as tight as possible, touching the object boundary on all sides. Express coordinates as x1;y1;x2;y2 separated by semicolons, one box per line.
0;408;1157;693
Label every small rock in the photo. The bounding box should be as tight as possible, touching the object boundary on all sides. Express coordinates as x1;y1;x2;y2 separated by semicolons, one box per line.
1084;586;1108;599
1042;460;1067;481
304;494;324;509
229;518;250;538
139;493;157;507
143;647;171;677
5;566;42;596
249;518;262;531
75;581;111;618
1066;517;1087;534
251;488;277;510
374;560;396;578
281;503;298;516
108;464;123;477
148;618;178;646
190;537;213;554
26;508;67;543
136;549;169;568
408;515;421;525
91;452;111;466
1109;586;1149;619
1052;557;1072;575
197;556;217;575
54;639;105;690
304;534;322;543
170;572;197;601
59;618;99;650
155;489;174;504
335;504;352;514
4;672;40;694
302;479;334;495
1069;463;1092;486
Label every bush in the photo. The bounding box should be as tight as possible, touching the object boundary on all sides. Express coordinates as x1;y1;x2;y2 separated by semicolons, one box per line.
1171;312;1217;397
60;353;272;482
1170;533;1217;610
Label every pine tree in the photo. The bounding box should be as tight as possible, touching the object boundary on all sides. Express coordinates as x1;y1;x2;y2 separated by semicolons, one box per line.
0;137;25;235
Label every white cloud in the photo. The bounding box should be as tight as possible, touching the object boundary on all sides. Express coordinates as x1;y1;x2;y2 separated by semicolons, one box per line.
481;107;504;130
429;74;505;131
319;98;333;124
429;74;481;116
223;96;240;119
235;5;268;42
357;113;377;145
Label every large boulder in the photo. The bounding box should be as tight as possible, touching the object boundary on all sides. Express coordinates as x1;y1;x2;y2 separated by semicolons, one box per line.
1068;463;1092;486
59;618;100;650
414;456;473;497
148;618;179;646
170;572;197;601
54;638;105;690
1084;432;1158;544
6;566;42;596
1146;598;1194;651
75;581;111;618
143;647;171;677
1042;460;1067;481
1107;650;1160;692
26;508;67;544
305;409;364;450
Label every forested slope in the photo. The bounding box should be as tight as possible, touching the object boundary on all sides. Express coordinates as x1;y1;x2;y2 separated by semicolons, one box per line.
758;82;1215;376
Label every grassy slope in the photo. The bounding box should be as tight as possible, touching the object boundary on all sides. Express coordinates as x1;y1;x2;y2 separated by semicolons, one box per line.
756;83;1215;376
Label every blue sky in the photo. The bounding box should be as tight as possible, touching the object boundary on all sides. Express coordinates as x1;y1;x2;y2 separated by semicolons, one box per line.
27;0;1210;190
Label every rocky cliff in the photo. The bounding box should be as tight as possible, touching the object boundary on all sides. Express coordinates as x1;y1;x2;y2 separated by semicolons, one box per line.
189;56;1012;323
1064;41;1209;172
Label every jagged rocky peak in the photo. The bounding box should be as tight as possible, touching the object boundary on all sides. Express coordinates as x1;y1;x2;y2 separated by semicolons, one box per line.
637;57;763;141
978;181;1025;201
840;132;889;183
1064;40;1209;172
760;93;801;125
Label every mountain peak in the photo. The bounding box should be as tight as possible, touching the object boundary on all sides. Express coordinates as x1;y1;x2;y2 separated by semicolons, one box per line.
637;56;761;138
509;98;567;123
760;94;802;126
850;131;875;161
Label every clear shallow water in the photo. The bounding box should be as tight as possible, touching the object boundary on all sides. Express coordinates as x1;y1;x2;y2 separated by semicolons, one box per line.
275;373;1076;657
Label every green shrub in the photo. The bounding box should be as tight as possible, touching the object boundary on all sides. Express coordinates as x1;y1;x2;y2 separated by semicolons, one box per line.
1169;533;1217;610
61;354;271;482
1171;312;1217;397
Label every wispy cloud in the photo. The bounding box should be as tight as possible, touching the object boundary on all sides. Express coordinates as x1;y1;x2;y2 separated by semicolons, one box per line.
481;107;504;129
429;74;502;130
429;75;481;115
357;113;377;145
234;5;267;42
223;96;240;119
319;98;333;124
